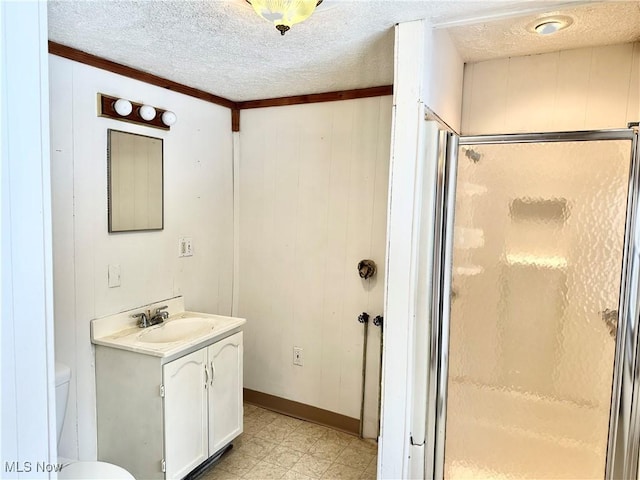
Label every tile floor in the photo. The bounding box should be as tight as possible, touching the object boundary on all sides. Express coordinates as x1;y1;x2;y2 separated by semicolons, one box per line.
199;403;378;480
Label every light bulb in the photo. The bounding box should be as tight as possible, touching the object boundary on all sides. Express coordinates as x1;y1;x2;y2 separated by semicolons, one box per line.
139;105;156;121
113;98;132;116
161;111;177;126
534;21;562;35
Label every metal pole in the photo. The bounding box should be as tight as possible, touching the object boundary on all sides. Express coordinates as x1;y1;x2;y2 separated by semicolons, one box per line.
373;315;384;439
357;312;370;438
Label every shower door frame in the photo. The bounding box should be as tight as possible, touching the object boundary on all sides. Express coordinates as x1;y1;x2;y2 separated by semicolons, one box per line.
426;127;640;480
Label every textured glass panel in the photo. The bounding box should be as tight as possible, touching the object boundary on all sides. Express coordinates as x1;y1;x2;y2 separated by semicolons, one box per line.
444;140;633;479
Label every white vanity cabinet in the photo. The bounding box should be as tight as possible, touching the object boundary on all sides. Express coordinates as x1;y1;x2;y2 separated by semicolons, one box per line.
164;332;243;479
163;348;208;479
95;329;243;480
208;332;243;454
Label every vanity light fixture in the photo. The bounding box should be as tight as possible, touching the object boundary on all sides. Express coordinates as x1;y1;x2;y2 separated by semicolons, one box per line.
246;0;323;35
528;15;573;35
98;94;175;130
161;111;177;127
139;104;157;121
113;98;133;116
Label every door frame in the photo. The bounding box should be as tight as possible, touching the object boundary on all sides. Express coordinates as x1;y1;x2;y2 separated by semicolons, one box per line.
426;128;640;480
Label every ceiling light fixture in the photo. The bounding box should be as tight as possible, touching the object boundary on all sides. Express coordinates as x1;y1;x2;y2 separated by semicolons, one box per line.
528;15;573;35
246;0;323;36
99;94;176;130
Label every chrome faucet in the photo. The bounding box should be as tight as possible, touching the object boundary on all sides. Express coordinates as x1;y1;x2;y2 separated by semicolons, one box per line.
132;310;152;328
132;306;169;328
150;305;169;325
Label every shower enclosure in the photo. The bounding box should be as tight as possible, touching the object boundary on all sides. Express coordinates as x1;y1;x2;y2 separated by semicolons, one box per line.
426;127;640;479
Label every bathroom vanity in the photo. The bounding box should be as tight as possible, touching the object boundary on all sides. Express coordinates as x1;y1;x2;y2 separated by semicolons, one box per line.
91;296;245;480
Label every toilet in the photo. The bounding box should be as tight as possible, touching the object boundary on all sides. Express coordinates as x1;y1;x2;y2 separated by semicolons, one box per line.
55;363;135;480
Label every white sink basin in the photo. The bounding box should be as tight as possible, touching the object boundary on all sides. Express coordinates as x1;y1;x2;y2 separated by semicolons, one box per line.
91;299;246;358
136;317;219;344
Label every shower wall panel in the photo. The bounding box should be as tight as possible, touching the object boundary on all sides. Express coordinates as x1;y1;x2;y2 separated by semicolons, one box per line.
461;42;640;135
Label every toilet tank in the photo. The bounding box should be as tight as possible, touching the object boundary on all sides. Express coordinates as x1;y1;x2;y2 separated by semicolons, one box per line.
55;362;71;443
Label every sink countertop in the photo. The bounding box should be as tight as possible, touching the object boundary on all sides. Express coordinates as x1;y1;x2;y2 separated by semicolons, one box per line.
90;297;246;358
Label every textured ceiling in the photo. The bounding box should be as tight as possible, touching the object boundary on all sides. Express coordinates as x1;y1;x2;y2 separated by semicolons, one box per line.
448;1;640;61
48;0;640;102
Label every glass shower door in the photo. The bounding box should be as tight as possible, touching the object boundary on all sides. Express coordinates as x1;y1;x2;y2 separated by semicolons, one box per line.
440;136;637;479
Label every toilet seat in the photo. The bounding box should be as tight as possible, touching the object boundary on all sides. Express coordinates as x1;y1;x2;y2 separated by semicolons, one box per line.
58;461;135;480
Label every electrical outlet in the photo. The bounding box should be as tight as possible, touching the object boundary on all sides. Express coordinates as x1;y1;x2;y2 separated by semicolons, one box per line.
293;347;303;366
178;237;193;257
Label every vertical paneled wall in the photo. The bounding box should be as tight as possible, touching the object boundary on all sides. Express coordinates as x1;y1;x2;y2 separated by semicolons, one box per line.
461;42;640;135
1;1;57;474
49;55;234;460
238;97;391;435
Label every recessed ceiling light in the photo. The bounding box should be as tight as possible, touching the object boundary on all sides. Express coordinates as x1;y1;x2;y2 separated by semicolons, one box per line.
528;15;573;35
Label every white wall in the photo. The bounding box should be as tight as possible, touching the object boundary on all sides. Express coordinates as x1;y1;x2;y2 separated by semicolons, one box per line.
423;28;465;132
1;1;57;476
49;56;234;460
462;42;640;134
379;21;425;480
237;97;391;436
379;20;465;479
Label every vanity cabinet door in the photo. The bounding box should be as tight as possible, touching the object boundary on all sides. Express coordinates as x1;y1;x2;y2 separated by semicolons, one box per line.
163;348;208;480
207;331;243;455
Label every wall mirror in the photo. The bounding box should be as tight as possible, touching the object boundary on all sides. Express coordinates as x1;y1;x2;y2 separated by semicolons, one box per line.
108;129;164;232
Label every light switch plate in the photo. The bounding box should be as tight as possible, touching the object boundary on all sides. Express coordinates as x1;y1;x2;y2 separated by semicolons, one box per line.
293;347;303;366
108;264;121;288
